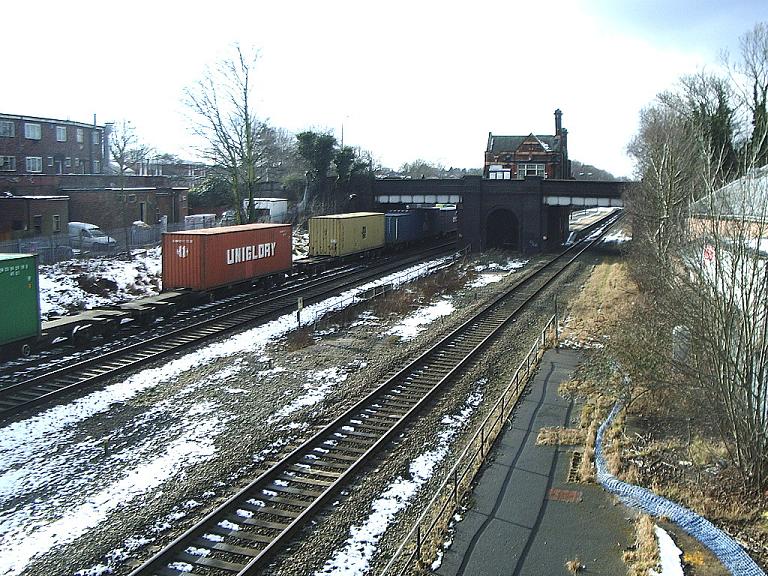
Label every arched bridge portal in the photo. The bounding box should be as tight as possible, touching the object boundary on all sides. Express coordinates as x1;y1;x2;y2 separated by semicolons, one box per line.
372;176;629;253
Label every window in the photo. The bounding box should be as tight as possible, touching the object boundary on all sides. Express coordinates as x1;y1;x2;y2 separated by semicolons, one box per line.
0;156;15;171
76;128;84;143
0;121;14;137
93;159;100;173
56;126;67;141
92;131;100;145
52;215;61;233
517;163;546;178
74;157;79;171
25;156;42;172
24;123;41;140
361;226;367;239
47;157;54;167
488;163;511;180
64;157;71;169
32;215;42;234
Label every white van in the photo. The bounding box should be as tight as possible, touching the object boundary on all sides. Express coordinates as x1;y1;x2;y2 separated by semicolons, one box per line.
68;222;117;250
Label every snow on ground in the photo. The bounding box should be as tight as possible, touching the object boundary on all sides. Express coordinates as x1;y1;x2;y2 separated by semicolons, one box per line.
649;526;685;576
0;256;454;575
386;298;455;341
601;230;632;244
38;248;162;320
315;385;484;576
470;259;528;288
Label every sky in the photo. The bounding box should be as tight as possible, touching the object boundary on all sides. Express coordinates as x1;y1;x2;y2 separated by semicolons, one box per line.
2;0;765;179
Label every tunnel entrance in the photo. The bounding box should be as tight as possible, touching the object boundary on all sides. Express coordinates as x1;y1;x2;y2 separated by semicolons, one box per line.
485;209;519;251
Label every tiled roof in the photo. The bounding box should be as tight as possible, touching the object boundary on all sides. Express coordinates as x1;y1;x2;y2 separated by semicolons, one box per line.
488;133;560;153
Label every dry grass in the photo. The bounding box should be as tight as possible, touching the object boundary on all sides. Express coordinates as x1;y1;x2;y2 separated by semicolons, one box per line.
536;427;586;446
565;558;585;573
372;290;417;317
560;260;636;345
623;514;659;576
284;327;315;351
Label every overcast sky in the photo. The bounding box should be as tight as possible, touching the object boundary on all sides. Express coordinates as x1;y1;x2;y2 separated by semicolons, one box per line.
2;1;765;178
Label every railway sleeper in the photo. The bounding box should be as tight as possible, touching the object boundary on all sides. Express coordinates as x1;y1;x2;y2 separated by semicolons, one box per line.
265;483;324;499
274;473;333;489
229;515;290;531
175;550;246;572
258;491;314;508
232;504;300;520
191;538;261;558
289;463;343;478
329;434;374;449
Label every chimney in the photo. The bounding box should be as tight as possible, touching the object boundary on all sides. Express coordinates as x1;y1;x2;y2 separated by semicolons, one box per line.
554;109;563;135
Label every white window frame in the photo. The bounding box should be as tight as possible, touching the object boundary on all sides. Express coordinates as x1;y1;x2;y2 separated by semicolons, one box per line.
0;121;14;138
24;123;41;140
64;157;72;169
92;131;100;145
56;126;67;142
52;214;61;233
0;156;16;171
93;160;100;173
517;163;546;179
76;128;84;143
47;156;54;167
25;156;43;173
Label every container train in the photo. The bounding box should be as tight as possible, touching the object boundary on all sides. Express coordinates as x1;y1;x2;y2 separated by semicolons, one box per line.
0;208;457;358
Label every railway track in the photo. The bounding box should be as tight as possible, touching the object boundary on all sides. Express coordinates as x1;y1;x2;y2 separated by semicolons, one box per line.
0;243;462;419
127;212;622;576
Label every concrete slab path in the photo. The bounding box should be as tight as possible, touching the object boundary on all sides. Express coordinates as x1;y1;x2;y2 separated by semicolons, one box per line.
436;348;633;575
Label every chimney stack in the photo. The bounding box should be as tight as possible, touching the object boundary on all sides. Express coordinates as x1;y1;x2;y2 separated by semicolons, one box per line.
554;109;563;135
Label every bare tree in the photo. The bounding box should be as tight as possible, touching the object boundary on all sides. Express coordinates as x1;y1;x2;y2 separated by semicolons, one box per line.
627;35;768;490
110;120;152;260
185;44;266;224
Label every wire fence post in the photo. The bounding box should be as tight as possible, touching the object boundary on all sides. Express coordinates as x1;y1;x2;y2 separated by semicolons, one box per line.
416;525;421;564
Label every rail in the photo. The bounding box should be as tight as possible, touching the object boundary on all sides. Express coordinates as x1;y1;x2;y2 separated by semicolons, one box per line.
381;313;558;575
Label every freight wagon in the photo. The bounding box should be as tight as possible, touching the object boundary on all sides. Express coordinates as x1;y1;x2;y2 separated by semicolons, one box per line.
0;254;41;357
162;223;293;291
308;212;385;258
385;210;426;246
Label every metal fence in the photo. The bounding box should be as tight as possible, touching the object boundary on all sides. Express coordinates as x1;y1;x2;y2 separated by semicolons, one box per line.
381;314;558;575
0;221;190;264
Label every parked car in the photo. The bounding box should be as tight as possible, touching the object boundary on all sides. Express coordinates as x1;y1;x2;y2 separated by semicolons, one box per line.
68;222;117;251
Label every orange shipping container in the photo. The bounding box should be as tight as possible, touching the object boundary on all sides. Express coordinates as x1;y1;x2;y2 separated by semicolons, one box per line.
162;223;292;291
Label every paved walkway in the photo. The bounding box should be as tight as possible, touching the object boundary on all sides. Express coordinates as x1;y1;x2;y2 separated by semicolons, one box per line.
436;348;633;575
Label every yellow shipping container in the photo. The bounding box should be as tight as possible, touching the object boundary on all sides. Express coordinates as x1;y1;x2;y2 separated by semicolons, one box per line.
308;212;385;257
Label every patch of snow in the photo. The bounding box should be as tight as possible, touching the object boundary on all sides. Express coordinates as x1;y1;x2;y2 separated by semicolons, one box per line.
649;526;685;576
315;386;484;575
386;299;455;341
38;249;162;320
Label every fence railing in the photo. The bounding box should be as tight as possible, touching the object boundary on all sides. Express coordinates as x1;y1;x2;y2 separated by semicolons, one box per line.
0;221;215;264
381;314;558;575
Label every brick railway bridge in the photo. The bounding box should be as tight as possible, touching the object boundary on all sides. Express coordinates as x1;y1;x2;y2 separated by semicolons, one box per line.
370;175;630;253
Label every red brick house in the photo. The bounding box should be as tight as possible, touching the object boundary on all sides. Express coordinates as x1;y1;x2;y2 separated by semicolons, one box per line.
484;109;570;180
0;113;108;176
0;195;69;240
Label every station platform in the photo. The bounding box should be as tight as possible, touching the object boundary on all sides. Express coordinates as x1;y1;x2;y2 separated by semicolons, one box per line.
436;348;633;575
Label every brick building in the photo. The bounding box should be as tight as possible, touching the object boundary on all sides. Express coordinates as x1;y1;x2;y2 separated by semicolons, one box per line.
484;109;570;180
0;195;69;240
0;113;109;176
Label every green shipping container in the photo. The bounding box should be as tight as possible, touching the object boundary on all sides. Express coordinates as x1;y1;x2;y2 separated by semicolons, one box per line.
308;212;385;257
0;254;41;348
